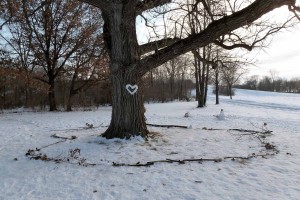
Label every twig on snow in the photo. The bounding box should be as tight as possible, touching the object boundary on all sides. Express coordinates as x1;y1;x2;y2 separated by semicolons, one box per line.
146;123;189;129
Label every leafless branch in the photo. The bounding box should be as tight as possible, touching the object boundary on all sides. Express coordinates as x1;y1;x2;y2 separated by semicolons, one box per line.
138;0;296;75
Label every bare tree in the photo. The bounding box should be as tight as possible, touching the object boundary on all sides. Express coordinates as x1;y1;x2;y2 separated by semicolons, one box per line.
1;0;103;111
78;0;300;138
221;63;246;99
65;50;109;111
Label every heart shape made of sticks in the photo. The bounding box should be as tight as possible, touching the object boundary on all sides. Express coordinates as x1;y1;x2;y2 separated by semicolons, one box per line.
126;84;138;95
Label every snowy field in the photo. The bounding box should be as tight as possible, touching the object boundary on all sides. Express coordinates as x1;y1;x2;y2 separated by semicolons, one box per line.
0;88;300;200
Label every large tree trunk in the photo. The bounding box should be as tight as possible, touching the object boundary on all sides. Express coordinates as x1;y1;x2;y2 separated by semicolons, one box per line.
101;2;149;139
103;71;148;139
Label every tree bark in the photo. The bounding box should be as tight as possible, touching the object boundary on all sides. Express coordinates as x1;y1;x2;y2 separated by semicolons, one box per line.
103;71;148;139
101;2;149;139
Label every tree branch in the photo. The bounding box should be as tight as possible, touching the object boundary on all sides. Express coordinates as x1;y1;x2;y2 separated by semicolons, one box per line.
138;0;296;76
199;0;215;22
288;4;300;20
214;40;253;51
136;0;171;15
214;16;295;51
139;37;179;55
192;50;218;69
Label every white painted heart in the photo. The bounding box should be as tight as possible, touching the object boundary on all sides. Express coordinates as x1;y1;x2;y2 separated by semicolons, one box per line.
126;84;138;95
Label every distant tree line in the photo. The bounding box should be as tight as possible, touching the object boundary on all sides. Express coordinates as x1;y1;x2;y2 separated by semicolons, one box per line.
236;74;300;93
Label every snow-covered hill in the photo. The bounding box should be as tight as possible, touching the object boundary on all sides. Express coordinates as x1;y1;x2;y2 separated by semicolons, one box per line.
0;89;299;199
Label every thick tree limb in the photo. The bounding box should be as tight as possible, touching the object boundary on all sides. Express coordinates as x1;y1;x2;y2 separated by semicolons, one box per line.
138;0;297;75
136;0;171;15
139;37;179;55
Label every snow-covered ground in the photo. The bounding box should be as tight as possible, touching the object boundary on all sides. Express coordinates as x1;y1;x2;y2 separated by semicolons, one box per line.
0;88;300;200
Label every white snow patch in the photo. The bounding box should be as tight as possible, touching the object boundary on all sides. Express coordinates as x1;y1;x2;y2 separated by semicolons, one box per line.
0;88;300;199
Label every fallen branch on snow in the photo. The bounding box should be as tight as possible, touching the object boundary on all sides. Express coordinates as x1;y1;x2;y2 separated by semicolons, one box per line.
204;128;272;135
50;123;108;132
25;126;279;168
112;152;277;167
25;148;96;167
112;127;278;167
147;123;190;129
51;134;77;140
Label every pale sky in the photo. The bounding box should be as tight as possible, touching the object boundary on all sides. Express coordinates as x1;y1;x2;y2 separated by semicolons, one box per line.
243;4;300;80
245;24;300;79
